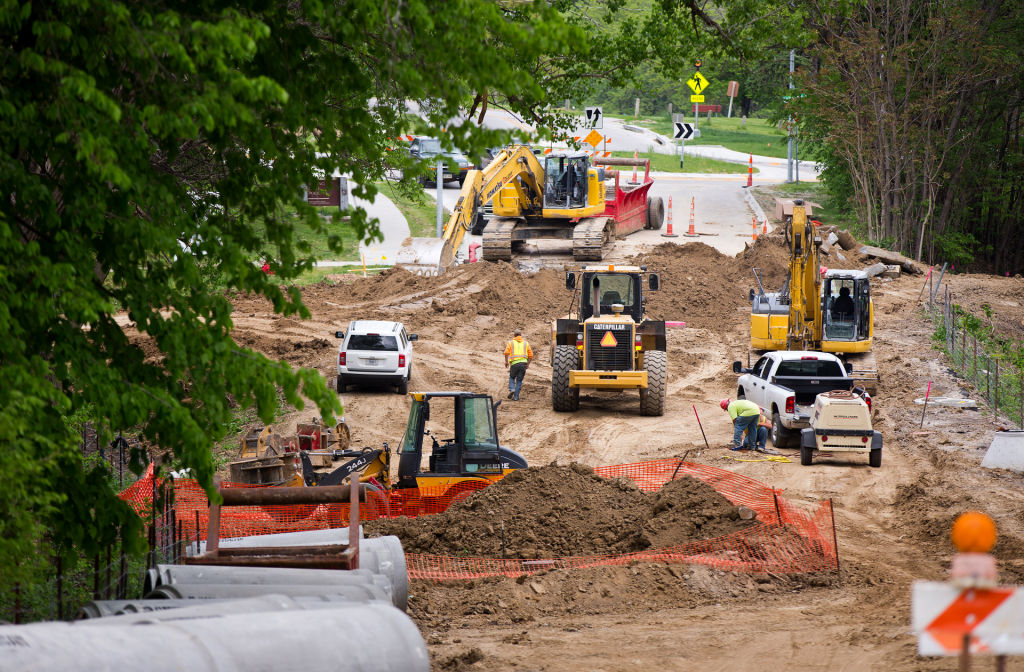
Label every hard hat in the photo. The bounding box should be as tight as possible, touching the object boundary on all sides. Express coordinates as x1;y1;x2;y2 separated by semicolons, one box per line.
720;399;730;411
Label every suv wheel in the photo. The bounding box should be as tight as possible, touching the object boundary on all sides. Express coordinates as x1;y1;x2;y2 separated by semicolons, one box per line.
337;375;347;394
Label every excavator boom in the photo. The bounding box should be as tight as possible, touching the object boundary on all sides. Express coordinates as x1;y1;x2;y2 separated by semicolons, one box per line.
394;145;545;275
786;202;823;350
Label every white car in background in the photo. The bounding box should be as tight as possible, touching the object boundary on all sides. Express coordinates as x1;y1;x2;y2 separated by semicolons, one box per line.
335;320;418;394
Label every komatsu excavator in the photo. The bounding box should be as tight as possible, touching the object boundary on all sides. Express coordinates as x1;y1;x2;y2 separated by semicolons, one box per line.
395;145;662;274
749;199;877;387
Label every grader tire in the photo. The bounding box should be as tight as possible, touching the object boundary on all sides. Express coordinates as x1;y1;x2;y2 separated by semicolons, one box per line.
639;350;667;416
552;345;580;412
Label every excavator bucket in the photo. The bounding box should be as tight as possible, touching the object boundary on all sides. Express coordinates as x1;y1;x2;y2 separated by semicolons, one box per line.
393;237;448;276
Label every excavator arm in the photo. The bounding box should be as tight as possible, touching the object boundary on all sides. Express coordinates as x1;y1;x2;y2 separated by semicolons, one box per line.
786;201;823;350
395;145;545;275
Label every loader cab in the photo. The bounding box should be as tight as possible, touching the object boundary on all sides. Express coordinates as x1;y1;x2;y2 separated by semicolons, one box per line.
544;152;591;210
575;271;646;322
396;392;527;488
822;270;872;344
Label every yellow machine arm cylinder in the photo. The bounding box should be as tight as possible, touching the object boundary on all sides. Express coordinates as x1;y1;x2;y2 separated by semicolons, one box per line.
787;202;822;350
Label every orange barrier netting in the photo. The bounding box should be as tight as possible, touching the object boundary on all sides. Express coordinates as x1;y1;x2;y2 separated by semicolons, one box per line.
120;458;837;577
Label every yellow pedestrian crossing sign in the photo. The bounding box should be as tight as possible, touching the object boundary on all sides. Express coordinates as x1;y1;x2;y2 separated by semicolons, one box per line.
687;71;709;94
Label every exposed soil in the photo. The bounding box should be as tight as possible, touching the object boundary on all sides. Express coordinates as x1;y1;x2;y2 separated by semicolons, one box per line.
125;207;1024;670
365;464;757;557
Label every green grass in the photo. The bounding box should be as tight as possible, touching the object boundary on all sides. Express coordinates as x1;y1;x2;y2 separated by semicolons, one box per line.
608;150;755;174
290;265;389;286
254;211;362;262
632;115;792;159
372;180;443;238
751;182;860;232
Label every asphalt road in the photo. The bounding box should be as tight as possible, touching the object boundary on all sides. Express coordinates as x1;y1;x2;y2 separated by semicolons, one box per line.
342;109;820;267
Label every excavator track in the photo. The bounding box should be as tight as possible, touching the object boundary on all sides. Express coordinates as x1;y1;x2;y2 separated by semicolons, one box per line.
572;217;611;261
481;217;519;261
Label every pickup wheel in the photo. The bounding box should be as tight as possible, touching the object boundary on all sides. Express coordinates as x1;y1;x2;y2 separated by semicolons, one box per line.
771;411;797;448
639;350;666;416
800;444;813;466
869;448;882;468
552;345;580;412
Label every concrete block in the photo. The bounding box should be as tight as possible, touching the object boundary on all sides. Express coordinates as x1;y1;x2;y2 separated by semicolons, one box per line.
774;198;822;220
981;431;1024;471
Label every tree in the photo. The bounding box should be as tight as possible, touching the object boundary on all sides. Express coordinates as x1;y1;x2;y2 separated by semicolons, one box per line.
796;0;1024;269
0;0;588;595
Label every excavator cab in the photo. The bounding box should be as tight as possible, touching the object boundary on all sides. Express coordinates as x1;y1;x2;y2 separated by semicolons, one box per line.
395;392;527;491
821;270;873;348
544;153;592;210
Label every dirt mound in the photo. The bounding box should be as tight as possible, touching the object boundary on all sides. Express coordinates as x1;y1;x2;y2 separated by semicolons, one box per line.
627;242;770;330
365;464;755;558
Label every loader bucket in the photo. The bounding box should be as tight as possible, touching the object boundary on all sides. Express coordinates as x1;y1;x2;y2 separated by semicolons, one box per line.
393;237;447;276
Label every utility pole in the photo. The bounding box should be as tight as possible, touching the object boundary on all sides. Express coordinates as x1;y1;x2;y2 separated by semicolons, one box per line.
787;50;795;183
436;159;443;237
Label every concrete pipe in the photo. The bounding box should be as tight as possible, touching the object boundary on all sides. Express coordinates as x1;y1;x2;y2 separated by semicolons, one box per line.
148;566;403;609
147;581;392;605
150;565;379;593
187;526;361;557
184;534;407;610
79;594;357;625
0;603;429;672
77;599;222;619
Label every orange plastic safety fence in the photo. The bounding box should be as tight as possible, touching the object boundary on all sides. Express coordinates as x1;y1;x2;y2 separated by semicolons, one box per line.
120;459;837;577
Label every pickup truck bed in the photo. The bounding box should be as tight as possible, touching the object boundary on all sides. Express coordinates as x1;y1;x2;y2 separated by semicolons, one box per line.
733;350;855;449
772;375;854;404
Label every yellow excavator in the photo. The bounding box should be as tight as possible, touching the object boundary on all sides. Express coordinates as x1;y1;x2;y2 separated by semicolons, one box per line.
394;144;661;274
749;199;877;383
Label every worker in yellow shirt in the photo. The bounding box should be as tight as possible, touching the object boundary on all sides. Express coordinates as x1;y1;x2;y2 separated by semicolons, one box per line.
503;329;534;401
720;398;762;451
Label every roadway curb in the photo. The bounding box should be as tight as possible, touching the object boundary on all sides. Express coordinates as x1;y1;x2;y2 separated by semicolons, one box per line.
742;186;768;225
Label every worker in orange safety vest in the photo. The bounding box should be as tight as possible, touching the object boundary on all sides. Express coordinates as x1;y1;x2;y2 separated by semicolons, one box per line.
503;329;533;401
743;412;773;452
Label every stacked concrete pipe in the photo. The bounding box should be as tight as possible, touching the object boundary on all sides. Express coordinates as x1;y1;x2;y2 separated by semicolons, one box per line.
0;602;429;672
173;532;408;611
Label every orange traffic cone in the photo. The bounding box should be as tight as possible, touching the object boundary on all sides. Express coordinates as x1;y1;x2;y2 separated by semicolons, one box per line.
762;219;768;235
752;216;758;241
684;197;697;236
632;150;638;183
746;154;753;187
662;196;678;238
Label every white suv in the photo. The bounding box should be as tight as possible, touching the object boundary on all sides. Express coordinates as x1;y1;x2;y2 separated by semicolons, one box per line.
335;320;418;394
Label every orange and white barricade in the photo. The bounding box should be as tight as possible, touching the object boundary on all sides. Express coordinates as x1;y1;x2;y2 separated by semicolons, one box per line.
912;581;1024;656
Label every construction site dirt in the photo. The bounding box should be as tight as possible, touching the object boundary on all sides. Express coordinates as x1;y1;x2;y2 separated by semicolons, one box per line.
184;234;1024;671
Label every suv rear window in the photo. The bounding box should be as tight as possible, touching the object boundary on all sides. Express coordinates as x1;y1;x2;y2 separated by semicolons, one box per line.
776;360;844;377
347;334;398;351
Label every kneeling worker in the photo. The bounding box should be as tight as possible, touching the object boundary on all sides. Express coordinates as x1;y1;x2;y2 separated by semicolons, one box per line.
744;411;772;452
720;398;762;451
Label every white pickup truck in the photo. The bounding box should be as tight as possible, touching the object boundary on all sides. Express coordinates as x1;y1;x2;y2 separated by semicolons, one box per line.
731;351;858;448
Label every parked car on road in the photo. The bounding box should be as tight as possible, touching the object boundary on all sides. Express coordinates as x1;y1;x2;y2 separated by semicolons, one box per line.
336;320;418;394
407;136;473;186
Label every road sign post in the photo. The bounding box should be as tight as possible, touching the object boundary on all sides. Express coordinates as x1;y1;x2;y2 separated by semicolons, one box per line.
673;117;694;169
727;81;739;118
